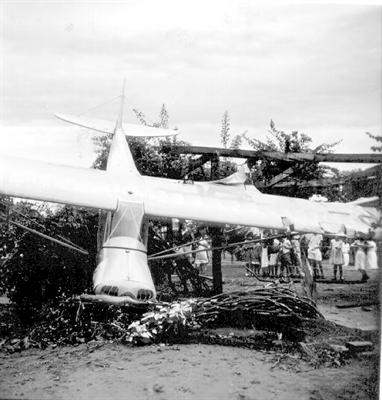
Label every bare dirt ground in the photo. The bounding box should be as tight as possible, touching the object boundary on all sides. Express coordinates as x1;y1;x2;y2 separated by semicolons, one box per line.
1;260;380;400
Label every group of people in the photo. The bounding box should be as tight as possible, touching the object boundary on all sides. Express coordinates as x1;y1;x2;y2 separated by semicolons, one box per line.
241;231;303;280
304;232;378;282
174;224;379;283
242;230;379;282
328;233;378;282
177;232;210;274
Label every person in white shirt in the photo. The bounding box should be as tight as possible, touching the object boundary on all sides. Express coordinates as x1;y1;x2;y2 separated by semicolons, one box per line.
342;238;350;267
329;235;345;281
279;235;292;278
307;233;324;279
268;238;280;277
194;235;209;274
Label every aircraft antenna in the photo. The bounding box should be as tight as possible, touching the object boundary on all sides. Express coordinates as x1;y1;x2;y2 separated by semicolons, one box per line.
77;96;121;117
116;79;126;129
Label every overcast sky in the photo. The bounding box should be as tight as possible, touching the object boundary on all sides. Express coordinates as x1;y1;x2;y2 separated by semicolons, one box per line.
1;1;381;172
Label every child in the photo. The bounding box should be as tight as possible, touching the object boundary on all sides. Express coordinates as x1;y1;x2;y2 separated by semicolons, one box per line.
268;238;280;277
251;242;262;276
330;235;345;281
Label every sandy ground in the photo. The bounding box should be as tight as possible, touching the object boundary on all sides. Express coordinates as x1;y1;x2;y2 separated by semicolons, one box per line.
0;261;380;400
0;342;378;400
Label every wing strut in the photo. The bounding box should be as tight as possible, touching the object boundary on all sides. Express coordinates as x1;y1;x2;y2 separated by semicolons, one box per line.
0;215;89;255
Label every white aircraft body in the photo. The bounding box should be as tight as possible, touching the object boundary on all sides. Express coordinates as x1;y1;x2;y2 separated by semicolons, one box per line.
0;93;380;303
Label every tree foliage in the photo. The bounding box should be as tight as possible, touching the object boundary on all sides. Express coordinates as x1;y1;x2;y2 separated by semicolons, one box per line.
339;133;382;202
92;104;192;180
221;111;230;149
242;120;342;199
366;132;382;152
0;200;98;323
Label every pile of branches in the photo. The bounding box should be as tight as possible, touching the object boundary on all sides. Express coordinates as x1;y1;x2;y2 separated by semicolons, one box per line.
195;287;324;329
0;286;324;352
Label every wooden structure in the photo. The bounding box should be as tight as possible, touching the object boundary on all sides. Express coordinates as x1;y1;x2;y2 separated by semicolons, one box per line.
170;145;382;163
173;259;212;297
167;144;381;298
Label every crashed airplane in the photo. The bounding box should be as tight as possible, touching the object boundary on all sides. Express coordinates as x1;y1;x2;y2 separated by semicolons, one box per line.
0;90;380;303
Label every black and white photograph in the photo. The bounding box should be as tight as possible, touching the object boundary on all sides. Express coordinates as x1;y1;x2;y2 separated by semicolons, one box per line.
1;1;381;399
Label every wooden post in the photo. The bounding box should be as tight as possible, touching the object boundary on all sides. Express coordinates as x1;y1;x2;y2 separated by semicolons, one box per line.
300;253;317;302
165;221;173;248
210;153;223;295
377;164;382;209
376;165;382;268
210;226;223;294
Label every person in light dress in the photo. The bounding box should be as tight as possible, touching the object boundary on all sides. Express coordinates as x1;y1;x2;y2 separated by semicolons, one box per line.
342;238;350;267
351;233;378;282
329;235;345;282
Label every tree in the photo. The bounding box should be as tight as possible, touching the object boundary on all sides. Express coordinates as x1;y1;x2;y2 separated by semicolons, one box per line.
339;132;382;203
92;105;190;180
221;111;230;149
366;132;382;152
0;200;98;323
243;120;342;199
156;104;169;130
340;169;379;201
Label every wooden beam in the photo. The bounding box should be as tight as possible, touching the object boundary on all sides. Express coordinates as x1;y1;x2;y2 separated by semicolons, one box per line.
345;164;381;179
263;152;381;164
258;164;380;189
263;166;296;187
181;153;211;177
258;178;346;189
165;145;382;163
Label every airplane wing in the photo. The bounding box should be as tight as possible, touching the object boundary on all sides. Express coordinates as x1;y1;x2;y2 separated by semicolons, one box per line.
0;155;118;211
55;114;179;137
0;155;379;237
142;175;379;236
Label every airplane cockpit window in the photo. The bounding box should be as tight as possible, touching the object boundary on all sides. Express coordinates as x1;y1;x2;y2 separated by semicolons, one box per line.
109;201;144;243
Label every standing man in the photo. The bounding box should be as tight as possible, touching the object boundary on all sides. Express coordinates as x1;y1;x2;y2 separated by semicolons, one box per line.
307;233;324;279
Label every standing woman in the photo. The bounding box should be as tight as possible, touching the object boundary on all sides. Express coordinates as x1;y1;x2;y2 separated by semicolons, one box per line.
365;235;378;271
342;237;350;268
351;235;368;282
